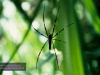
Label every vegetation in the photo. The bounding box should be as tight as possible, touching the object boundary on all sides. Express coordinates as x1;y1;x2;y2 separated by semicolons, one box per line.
0;0;100;75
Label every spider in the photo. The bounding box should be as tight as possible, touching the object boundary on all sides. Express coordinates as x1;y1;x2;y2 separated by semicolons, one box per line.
32;4;74;69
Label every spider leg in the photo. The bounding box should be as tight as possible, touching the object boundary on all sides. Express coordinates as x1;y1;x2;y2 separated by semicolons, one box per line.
53;39;67;44
53;23;74;38
52;42;59;69
43;4;48;36
36;40;48;69
52;6;60;35
32;26;47;38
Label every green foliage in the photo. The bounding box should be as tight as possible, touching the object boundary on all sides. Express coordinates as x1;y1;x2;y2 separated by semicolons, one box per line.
0;0;100;75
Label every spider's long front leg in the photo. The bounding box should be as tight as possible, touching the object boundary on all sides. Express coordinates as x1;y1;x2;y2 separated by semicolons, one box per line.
32;26;47;38
36;40;48;69
52;42;59;69
52;6;60;36
53;39;67;44
43;4;48;36
53;23;74;38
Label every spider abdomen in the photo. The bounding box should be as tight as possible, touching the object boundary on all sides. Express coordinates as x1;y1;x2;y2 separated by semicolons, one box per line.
48;34;53;50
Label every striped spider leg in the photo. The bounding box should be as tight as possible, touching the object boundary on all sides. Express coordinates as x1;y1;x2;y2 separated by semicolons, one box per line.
32;4;74;69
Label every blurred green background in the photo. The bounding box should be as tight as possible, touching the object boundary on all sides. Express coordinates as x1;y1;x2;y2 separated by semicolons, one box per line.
0;0;100;75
